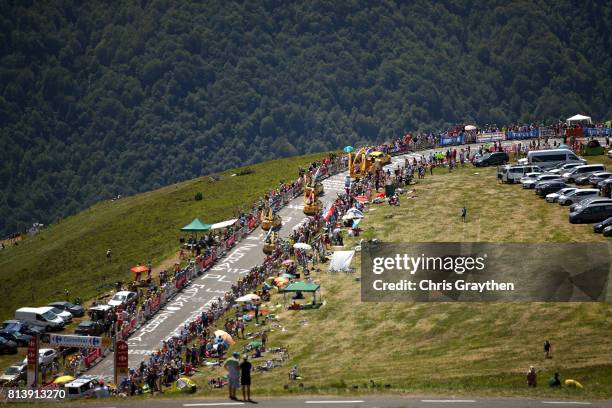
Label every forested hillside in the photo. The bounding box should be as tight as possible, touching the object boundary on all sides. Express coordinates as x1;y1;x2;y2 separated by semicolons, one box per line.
1;0;610;235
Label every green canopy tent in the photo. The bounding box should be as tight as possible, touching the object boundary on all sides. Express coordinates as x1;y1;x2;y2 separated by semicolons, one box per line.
181;218;211;232
281;281;321;309
180;218;211;245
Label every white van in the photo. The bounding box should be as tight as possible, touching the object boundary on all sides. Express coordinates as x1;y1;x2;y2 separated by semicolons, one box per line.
40;306;72;324
15;307;64;331
527;149;585;169
499;165;542;183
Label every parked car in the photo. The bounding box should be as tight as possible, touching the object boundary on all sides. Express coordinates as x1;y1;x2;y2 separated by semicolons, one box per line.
575;171;610;186
558;189;599;206
588;172;612;187
48;302;85;318
600;179;612;198
473;152;509;167
44;306;73;324
0;338;18;354
569;202;612;224
88;305;113;322
523;174;561;189
107;291;138;308
593;217;612;233
569;198;612;213
608;150;612;159
603;225;612;236
21;348;58;366
0;363;26;386
0;330;31;347
498;165;542;183
14;307;64;331
519;172;542;185
74;320;105;336
535;181;568;197
65;376;109;399
548;162;583;175
546;187;578;203
1;320;45;336
562;164;606;183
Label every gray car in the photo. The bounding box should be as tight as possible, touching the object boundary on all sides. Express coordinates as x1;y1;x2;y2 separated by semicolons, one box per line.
569;198;612;213
557;189;599;206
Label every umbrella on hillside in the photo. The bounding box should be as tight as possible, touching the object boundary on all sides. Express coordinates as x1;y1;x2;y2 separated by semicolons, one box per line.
249;340;263;348
274;277;289;287
130;265;148;274
53;375;75;385
176;377;197;393
214;329;234;345
343;146;354;153
293;243;312;250
465;125;477;131
236;293;261;303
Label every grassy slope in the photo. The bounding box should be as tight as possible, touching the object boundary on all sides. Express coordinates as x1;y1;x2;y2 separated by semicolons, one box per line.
194;158;611;400
0;152;326;322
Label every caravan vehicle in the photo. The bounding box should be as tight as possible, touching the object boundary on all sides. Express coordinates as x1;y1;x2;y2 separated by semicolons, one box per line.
527;149;585;169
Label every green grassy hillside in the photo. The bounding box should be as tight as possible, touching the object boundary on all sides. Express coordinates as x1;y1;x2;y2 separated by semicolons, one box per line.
0;152;325;321
195;159;611;399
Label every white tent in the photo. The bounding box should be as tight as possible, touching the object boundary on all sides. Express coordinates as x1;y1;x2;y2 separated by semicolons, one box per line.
464;125;477;131
566;114;592;126
329;250;355;272
210;219;238;230
236;293;261;303
344;208;364;218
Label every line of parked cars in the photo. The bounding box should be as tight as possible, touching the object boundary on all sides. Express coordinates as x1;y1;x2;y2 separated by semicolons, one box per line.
498;149;612;235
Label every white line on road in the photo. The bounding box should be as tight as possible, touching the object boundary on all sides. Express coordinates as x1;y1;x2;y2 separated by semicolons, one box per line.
305;401;365;404
421;400;476;403
542;403;591;405
183;403;244;407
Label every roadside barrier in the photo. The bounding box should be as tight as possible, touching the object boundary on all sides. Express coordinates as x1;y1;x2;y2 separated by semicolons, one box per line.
83;348;102;368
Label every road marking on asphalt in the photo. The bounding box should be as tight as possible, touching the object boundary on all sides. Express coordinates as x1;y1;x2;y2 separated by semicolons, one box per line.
305;401;365;404
542;403;591;405
421;400;476;403
183;403;244;407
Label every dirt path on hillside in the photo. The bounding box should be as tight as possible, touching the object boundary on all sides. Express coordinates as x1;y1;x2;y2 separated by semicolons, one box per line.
151;251;181;277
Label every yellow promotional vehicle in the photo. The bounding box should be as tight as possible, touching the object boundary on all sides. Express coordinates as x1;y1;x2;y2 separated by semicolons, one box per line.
369;150;392;165
303;186;322;216
260;206;282;231
263;230;277;255
303;173;324;196
348;148;382;179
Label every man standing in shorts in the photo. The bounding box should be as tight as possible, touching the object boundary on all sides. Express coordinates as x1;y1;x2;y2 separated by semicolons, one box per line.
224;351;241;400
240;355;253;402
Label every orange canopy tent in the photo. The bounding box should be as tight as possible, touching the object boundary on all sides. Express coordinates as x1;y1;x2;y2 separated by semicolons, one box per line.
131;265;148;274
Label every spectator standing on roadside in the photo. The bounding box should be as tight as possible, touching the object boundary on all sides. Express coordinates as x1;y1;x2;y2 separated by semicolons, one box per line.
461;206;467;223
527;366;537;387
240;355;253;402
224;352;241;400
